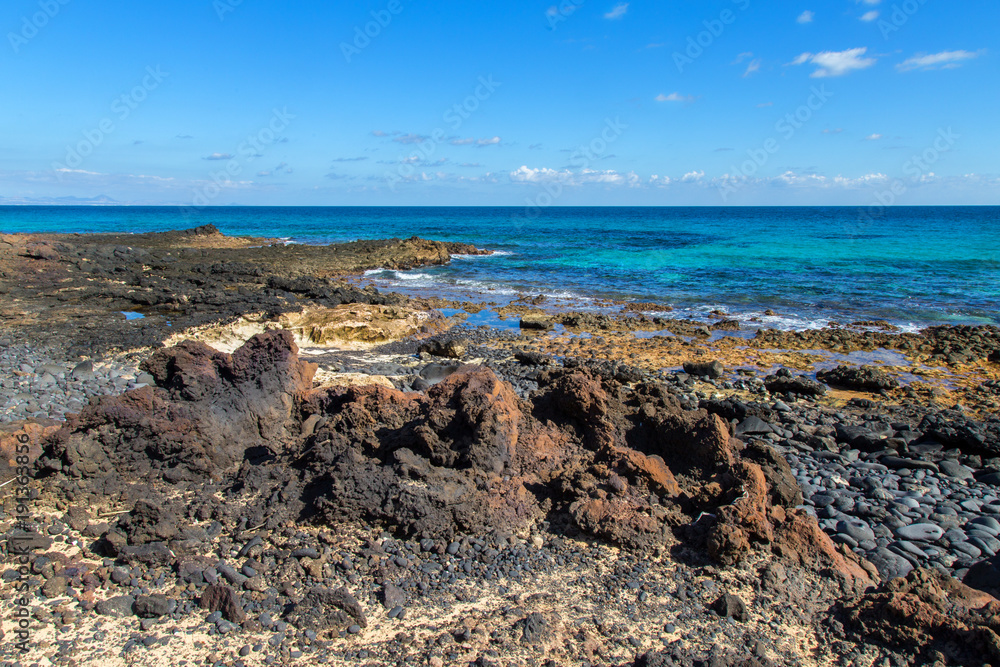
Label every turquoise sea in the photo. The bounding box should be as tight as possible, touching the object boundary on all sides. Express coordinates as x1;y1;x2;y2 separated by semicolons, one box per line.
2;206;998;330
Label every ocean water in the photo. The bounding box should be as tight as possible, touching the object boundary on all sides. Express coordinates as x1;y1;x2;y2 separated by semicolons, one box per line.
2;206;998;330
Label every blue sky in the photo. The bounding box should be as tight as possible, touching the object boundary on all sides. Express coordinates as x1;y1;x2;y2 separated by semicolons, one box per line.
1;0;997;206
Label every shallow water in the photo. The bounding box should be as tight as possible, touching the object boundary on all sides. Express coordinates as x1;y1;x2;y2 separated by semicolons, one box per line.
3;205;998;330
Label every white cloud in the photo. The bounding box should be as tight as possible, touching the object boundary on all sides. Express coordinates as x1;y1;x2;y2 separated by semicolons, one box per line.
604;3;629;19
655;92;695;103
797;11;814;24
789;47;876;77
509;166;634;186
477;136;501;146
394;134;429;144
822;128;844;134
897;49;985;72
865;133;883;141
743;59;762;77
54;167;103;176
732;52;754;64
681;170;705;183
860;10;879;21
203;153;234;161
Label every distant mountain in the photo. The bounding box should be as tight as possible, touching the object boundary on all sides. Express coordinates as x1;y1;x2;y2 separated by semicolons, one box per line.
0;194;120;206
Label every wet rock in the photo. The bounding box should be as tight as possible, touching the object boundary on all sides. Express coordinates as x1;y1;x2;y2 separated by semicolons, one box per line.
519;311;553;331
682;361;724;379
764;370;828;397
817;365;899;392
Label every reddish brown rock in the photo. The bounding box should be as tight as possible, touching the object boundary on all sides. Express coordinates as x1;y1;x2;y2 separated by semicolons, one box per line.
200;584;246;623
40;331;316;484
840;568;1000;665
1;420;59;475
36;333;876;582
772;510;875;592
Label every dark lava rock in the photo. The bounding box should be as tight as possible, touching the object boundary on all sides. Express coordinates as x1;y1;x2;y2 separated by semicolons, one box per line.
835;423;894;452
734;416;771;436
96;595;135;618
919;411;998;457
285;587;366;635
764;370;828;397
712;593;749;622
39;330;316;486
838;568;1000;666
742;442;803;507
963;553;1000;598
117;499;179;545
514;349;552;366
683;361;724;379
817;365;899;392
519;312;553;331
134;594;173;618
519;612;550;644
200;584;246;623
380;583;406;609
118;543;174;567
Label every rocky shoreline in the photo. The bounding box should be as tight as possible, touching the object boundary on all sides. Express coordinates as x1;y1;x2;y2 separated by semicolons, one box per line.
2;227;1000;666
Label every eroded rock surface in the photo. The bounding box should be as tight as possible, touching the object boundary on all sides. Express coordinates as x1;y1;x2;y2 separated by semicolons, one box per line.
838;568;1000;665
37;332;872;586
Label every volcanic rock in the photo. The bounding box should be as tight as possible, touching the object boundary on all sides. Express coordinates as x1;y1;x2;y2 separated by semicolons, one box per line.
683;361;725;379
817;365;899;392
285;587;367;635
764;370;828;397
39;331;316;485
839;568;1000;665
